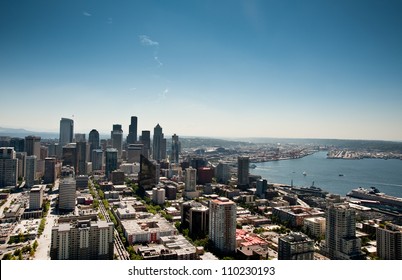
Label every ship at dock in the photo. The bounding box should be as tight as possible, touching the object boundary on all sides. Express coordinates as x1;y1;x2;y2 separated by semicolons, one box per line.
347;187;402;208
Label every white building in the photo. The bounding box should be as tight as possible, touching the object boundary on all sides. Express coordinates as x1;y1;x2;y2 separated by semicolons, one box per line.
50;219;114;260
29;185;45;210
304;217;326;238
59;177;76;211
185;167;197;192
121;214;177;244
209;197;236;253
152;187;165;205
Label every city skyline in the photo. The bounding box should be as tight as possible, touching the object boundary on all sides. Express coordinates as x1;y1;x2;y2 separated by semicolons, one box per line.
1;1;402;141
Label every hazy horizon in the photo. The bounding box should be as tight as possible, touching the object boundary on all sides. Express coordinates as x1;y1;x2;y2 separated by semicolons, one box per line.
1;1;402;141
1;125;401;143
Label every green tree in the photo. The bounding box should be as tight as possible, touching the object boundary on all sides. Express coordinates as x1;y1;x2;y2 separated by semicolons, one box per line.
2;253;13;260
18;232;25;243
93;199;99;209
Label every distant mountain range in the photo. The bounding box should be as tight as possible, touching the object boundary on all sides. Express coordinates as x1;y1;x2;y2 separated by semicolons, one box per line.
0;127;59;139
1;127;401;152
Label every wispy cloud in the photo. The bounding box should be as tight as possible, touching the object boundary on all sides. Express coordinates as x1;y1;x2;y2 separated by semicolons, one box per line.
163;88;168;97
139;35;163;67
107;17;113;24
129;87;137;91
139;35;159;47
154;56;163;67
83;11;92;17
158;88;169;101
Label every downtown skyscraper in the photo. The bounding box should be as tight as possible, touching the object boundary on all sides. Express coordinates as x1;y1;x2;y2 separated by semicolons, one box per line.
152;124;166;161
171;133;180;164
88;129;100;161
126;116;138;145
59;118;74;147
237;156;250;188
0;147;18;188
111;124;123;158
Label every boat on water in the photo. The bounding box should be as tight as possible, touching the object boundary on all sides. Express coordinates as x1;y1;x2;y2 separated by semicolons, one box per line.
303;171;307;176
347;187;402;208
339;174;344;177
291;181;329;198
250;164;257;169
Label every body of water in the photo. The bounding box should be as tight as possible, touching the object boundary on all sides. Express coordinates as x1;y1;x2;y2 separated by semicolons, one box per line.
250;151;402;198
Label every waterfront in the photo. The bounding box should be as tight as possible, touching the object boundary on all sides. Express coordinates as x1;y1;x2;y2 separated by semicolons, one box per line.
250;151;402;198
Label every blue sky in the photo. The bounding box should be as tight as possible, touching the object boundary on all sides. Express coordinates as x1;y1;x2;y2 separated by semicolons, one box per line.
1;0;402;140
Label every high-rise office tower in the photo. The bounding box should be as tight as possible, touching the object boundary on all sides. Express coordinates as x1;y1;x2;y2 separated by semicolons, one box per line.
59;118;74;147
10;137;25;153
256;179;268;198
16;152;26;179
47;143;59;157
25;136;41;159
171;134;180;164
189;205;209;238
215;162;230;184
323;203;364;260
209;197;236;254
127;116;138;145
59;176;76;211
183;166;199;199
111;124;123;158
190;157;208;169
62;143;77;171
376;223;402;260
50;219;114;260
105;148;118;178
140;130;151;158
44;157;57;184
74;133;86;142
237;156;249;187
88;129;100;161
0;147;18;188
152;124;166;161
0;136;11;148
92;149;103;171
29;185;44;210
88;129;100;149
278;232;315;260
25;155;37;187
127;144;143;163
185;167;197;192
76;141;88;175
138;154;159;189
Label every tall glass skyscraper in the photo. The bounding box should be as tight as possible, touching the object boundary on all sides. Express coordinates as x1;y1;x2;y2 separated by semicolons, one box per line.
111;124;123;158
237;156;250;187
105;148;118;178
126;116;138;145
152;124;166;161
88;129;100;161
171;134;180;163
59;118;74;147
140;130;151;158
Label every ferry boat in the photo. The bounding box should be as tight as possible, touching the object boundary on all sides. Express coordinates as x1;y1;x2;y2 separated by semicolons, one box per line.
347;187;402;208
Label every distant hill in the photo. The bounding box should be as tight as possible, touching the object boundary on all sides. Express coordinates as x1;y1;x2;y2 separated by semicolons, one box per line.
0;127;59;139
1;127;401;152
